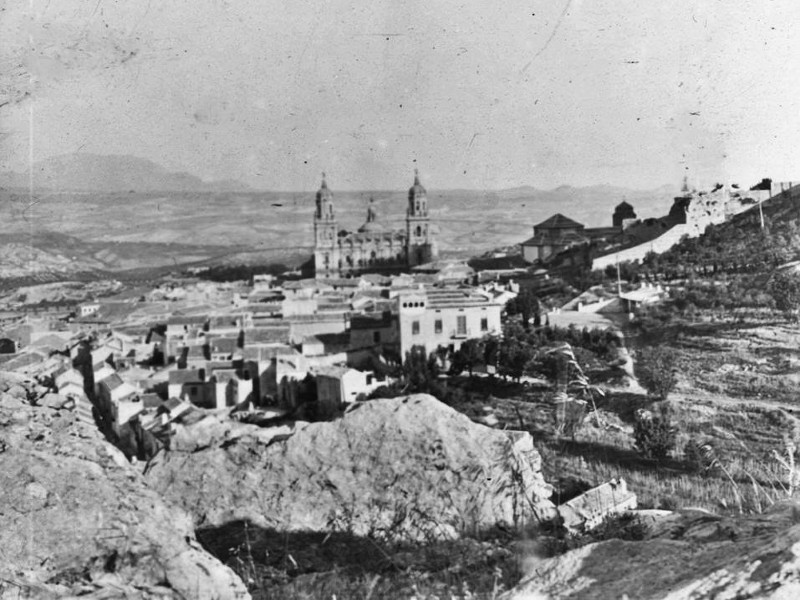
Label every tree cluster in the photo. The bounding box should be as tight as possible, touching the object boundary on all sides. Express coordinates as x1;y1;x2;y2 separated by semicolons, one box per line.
194;263;289;283
767;268;800;320
445;323;618;386
634;347;678;400
504;288;541;331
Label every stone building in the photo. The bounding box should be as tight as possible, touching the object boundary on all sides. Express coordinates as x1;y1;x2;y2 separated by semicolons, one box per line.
612;201;637;228
520;214;590;263
313;170;438;278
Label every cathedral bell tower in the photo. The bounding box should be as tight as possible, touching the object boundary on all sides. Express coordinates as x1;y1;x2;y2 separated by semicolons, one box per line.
313;173;339;278
406;169;435;267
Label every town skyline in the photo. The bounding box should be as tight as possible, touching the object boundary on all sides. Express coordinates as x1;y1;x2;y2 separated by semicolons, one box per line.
2;1;799;192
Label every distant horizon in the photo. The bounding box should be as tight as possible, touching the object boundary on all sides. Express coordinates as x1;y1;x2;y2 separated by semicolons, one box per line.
0;151;713;195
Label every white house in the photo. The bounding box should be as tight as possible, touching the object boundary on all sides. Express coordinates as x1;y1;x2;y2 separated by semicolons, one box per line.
78;302;100;317
315;366;386;417
620;283;668;313
397;287;503;357
92;363;116;395
54;366;84;390
96;372;140;429
558;478;638;533
167;366;253;410
244;345;309;408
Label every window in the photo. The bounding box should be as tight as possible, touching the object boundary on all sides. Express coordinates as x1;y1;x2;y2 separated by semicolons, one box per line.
373;331;381;343
434;319;442;334
456;316;467;335
412;320;420;335
481;318;488;332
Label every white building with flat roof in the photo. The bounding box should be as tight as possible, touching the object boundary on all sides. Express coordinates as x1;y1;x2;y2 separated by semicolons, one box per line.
397;287;503;357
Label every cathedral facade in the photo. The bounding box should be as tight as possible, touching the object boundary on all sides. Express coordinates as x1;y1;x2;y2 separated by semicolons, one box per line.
313;171;438;279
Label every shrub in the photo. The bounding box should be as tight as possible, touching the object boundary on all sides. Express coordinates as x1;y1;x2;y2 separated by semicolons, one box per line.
633;409;677;460
635;347;678;400
683;438;719;473
768;268;800;320
542;512;647;557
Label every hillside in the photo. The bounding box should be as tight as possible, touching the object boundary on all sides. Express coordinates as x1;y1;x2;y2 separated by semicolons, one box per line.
639;186;800;276
0;230;247;285
0;153;251;193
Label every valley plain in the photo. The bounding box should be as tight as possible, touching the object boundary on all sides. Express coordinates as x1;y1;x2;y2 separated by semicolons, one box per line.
0;180;677;282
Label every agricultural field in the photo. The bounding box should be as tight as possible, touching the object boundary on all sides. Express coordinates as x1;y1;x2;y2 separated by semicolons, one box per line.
446;316;800;517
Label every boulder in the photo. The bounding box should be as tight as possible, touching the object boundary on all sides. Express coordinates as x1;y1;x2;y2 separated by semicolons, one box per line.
507;502;800;599
169;411;293;452
147;394;556;541
0;394;250;599
38;391;68;410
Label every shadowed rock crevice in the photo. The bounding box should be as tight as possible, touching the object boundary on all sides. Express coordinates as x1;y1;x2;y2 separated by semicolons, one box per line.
0;391;250;599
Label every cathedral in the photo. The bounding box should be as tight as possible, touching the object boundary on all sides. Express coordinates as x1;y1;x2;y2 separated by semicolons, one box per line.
313;170;438;278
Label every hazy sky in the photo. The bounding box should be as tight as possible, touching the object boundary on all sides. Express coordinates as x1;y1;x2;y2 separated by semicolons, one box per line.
1;0;798;190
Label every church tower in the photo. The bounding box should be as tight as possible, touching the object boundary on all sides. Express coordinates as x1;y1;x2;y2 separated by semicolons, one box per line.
405;169;436;267
313;173;339;278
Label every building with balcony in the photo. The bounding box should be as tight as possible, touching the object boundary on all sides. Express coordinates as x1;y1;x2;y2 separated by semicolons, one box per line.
397;287;502;357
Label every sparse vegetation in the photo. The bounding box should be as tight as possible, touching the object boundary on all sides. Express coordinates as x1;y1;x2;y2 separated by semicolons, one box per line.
199;523;524;600
634;347;678;400
542;512;647;557
633;408;677;460
195;262;290;283
767;268;800;320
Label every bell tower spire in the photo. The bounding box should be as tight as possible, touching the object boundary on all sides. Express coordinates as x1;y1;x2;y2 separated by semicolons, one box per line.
313;172;339;278
406;168;436;267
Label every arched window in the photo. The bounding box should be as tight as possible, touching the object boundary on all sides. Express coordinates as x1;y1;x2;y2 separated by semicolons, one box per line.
416;226;422;237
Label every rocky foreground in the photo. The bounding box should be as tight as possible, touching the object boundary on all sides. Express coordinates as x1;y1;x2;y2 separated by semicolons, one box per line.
0;391;249;599
146;394;558;541
5;385;800;599
508;502;800;599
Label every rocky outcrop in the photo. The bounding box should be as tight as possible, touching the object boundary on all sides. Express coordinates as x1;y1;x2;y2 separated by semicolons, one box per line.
146;394;556;541
508;503;800;599
0;392;250;599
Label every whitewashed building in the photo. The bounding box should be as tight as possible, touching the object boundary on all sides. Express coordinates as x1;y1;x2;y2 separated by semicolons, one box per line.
397;287;503;357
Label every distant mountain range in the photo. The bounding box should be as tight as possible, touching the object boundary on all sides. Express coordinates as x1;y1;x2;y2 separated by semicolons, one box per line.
0;154;252;193
0;153;679;204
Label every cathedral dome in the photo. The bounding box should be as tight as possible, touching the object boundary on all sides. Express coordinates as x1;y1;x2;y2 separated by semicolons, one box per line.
358;220;386;233
357;197;385;233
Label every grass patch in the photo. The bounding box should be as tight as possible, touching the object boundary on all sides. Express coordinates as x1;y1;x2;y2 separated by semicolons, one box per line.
197;522;526;599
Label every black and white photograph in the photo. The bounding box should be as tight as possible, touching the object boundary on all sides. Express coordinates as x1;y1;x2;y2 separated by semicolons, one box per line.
1;1;800;598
